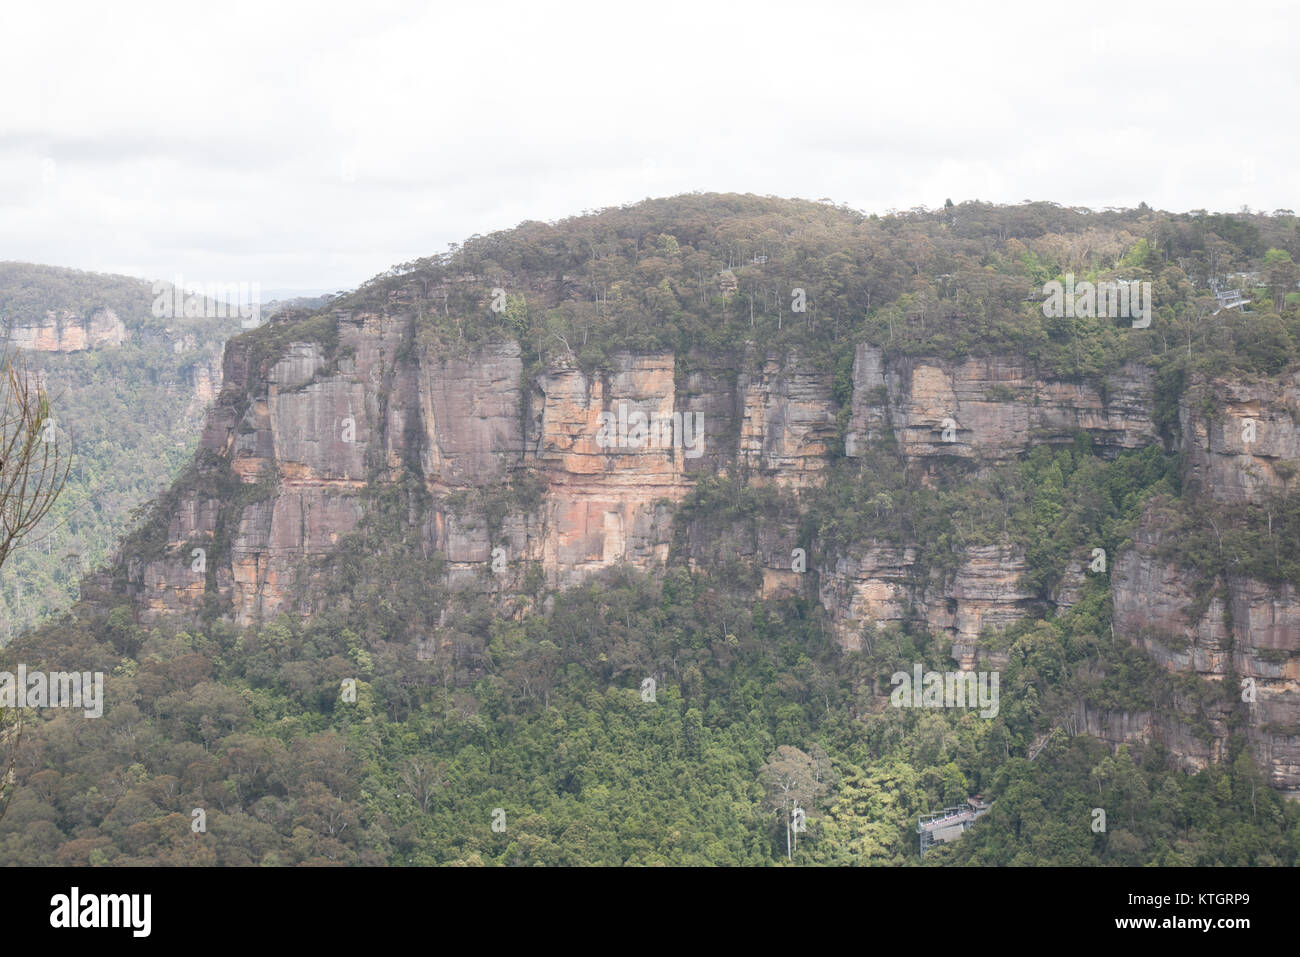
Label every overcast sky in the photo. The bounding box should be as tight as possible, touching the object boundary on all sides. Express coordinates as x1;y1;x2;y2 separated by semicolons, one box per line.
2;0;1296;292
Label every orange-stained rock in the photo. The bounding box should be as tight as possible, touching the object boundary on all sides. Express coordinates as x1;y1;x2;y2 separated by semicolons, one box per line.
10;308;126;352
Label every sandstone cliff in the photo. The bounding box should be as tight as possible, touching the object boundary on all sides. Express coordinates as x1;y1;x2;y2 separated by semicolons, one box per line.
8;307;126;352
119;316;1161;628
119;313;842;622
103;303;1300;793
1110;435;1300;793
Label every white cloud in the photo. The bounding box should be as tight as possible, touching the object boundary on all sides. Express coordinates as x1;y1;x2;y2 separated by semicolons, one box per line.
1;0;1296;289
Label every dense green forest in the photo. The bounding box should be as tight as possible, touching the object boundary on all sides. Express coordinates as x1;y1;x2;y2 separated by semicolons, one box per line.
3;197;1300;865
4;546;1296;865
370;194;1300;387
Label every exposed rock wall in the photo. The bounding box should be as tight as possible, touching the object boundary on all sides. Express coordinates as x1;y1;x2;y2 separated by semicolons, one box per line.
845;344;1157;461
1112;502;1300;791
110;308;1300;791
9;308;126;352
122;315;845;624
120;322;1163;638
1104;370;1300;790
1181;374;1300;503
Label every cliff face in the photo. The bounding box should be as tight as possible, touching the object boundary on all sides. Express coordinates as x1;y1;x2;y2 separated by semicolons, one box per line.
123;312;844;622
123;317;1157;626
9;307;126;351
1086;367;1300;792
184;357;223;418
111;306;1300;791
826;343;1154;655
845;344;1157;461
1181;374;1300;503
6;304;224;415
819;541;1038;669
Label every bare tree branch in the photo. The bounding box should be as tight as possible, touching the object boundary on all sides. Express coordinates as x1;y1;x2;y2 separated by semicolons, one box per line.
0;344;71;823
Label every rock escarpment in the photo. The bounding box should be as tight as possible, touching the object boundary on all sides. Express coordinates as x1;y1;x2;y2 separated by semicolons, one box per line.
119;319;1162;629
845;344;1157;461
9;307;126;352
1088;370;1300;793
105;305;1300;792
117;313;844;625
1180;374;1300;503
826;343;1156;653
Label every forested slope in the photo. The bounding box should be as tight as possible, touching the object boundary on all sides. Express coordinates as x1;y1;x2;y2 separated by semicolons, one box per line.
3;196;1300;865
0;264;246;635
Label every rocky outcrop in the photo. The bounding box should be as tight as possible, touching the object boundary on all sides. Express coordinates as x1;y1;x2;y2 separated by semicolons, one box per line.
9;308;126;352
182;354;224;420
819;540;1038;666
823;343;1155;656
820;544;918;649
1066;699;1229;773
121;314;851;625
1181;374;1300;503
845;344;1156;461
736;353;838;486
1094;371;1300;792
932;544;1039;670
1112;504;1300;791
829;350;1300;790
